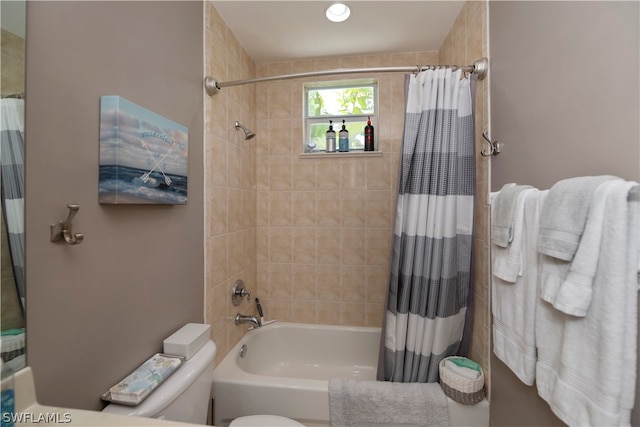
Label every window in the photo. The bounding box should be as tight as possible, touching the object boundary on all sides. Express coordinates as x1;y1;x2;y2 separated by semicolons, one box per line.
303;79;378;154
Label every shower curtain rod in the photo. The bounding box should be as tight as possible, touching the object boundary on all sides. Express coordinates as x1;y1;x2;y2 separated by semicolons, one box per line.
204;57;488;96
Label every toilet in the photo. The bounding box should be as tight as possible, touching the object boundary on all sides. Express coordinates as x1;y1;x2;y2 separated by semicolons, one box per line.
101;330;216;424
102;323;303;426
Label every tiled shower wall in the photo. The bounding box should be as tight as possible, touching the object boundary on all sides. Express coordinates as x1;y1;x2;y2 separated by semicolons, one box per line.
440;0;491;392
204;2;258;366
254;50;439;328
205;1;490;383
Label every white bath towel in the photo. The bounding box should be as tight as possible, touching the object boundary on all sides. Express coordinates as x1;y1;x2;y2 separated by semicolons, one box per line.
491;183;532;248
537;175;618;261
535;180;640;427
328;379;449;427
550;180;618;316
492;189;544;386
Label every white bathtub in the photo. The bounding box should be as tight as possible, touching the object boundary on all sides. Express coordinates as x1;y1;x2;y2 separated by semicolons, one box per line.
211;322;488;427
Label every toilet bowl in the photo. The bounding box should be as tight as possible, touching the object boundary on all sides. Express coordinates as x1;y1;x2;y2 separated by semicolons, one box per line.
229;415;305;426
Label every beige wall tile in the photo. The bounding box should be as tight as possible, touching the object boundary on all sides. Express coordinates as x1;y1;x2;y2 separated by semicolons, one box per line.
269;191;292;227
316;160;342;190
268;155;292;190
317;300;341;324
293;227;316;264
342;265;367;301
292;191;317;227
341;190;366;228
341;228;366;265
205;1;259;367
317;264;341;301
268;227;293;263
292;264;318;299
317;228;342;264
316;191;341;227
293;300;317;323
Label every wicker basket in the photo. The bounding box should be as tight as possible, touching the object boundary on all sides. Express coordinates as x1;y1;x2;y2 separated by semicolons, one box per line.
439;356;485;405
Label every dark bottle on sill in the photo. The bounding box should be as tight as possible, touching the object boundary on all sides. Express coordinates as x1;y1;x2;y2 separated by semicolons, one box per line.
364;116;374;151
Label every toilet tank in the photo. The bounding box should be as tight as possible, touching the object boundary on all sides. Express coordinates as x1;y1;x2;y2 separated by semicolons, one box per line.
102;340;216;424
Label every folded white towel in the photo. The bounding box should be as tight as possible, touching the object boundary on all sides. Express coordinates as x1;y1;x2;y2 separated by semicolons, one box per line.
329;379;449;427
492;189;544;386
535;180;640;426
491;184;532;248
537;175;618;261
493;188;536;283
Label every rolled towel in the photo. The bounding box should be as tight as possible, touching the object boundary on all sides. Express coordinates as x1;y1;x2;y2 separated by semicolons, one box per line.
537;175;618;261
444;360;481;380
491;184;533;248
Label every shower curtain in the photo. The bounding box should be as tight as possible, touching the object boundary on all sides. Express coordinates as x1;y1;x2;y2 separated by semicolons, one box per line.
378;68;476;383
1;98;26;311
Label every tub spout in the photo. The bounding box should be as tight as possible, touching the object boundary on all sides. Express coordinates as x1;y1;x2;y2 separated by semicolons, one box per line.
235;313;262;329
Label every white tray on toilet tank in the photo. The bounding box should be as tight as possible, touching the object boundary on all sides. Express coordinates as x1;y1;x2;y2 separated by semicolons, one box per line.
101;353;185;406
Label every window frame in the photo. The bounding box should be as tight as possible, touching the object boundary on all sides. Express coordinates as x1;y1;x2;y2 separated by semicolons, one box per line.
303;78;379;154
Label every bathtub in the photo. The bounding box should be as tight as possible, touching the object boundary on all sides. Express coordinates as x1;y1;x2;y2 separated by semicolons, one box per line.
211;322;489;427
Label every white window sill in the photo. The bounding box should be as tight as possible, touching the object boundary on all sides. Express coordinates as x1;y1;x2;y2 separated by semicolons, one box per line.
299;151;383;159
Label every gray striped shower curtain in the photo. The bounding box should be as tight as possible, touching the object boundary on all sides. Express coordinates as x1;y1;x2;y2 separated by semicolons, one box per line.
1;98;26;310
379;69;475;383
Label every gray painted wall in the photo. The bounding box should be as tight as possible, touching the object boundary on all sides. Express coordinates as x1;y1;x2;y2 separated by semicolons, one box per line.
489;1;639;425
490;1;639;191
25;1;204;410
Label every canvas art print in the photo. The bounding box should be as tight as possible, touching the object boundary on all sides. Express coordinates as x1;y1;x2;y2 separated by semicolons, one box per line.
99;96;188;204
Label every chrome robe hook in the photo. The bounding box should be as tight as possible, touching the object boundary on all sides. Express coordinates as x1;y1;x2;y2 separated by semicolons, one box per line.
481;131;501;157
50;204;84;245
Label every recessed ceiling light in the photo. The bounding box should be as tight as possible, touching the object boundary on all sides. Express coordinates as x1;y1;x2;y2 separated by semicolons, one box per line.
326;2;350;23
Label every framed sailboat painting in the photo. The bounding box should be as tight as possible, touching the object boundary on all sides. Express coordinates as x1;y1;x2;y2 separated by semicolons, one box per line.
99;96;188;204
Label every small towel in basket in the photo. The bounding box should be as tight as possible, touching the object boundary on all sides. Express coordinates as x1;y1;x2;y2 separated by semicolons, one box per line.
439;356;485;405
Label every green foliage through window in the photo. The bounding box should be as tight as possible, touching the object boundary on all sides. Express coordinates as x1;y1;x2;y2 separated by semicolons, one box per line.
304;80;377;152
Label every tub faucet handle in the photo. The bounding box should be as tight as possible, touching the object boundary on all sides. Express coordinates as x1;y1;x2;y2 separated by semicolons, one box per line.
232;279;251;306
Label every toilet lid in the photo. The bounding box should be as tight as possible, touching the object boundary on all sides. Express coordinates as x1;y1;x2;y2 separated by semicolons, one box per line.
229;415;305;426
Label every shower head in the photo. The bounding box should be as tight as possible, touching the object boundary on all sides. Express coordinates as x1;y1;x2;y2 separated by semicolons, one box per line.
235;121;256;140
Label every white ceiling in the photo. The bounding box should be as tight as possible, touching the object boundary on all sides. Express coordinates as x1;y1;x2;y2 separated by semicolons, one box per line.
212;1;465;64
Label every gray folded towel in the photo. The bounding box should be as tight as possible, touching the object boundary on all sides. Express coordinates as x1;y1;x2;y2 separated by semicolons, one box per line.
491;184;533;248
537;175;618;261
329;379;449;427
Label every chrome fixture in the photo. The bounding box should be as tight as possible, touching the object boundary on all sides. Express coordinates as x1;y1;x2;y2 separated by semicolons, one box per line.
235;121;256;140
480;131;501;157
50;203;84;245
232;279;251;306
235;313;261;329
204;58;488;96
